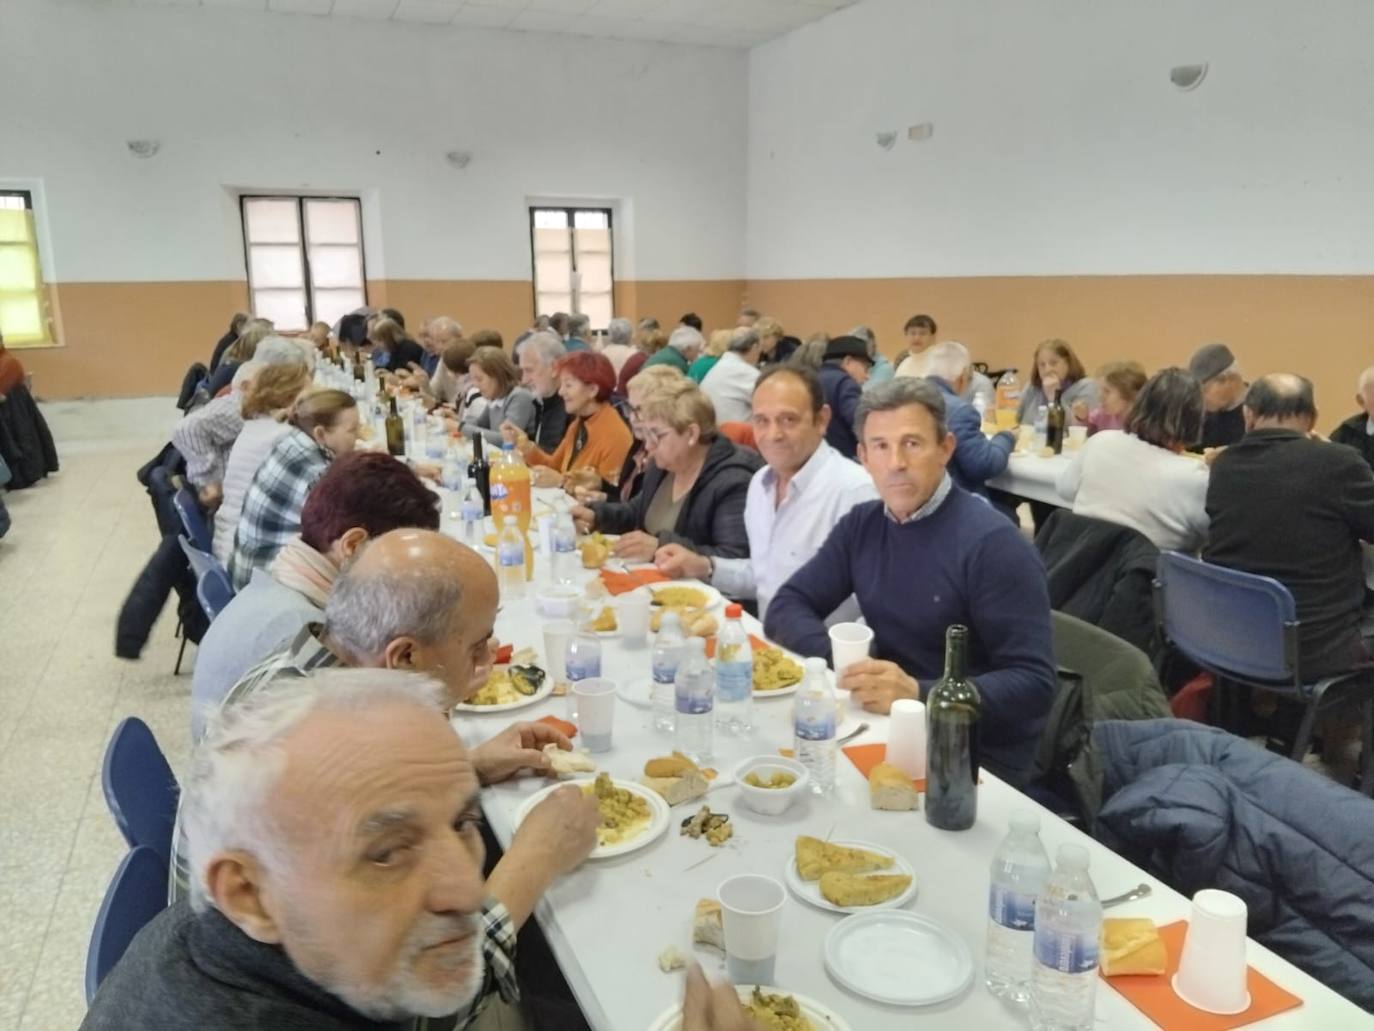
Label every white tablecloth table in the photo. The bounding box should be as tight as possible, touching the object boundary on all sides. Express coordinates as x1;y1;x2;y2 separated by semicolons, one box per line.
442;489;1360;1030
987;452;1073;509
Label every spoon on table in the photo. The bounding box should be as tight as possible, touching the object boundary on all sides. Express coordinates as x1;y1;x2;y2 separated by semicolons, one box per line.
1100;883;1152;909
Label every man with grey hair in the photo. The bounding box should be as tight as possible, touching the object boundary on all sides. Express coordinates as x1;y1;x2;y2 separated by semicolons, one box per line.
766;377;1056;782
1189;342;1247;450
1329;364;1374;473
643;324;704;375
565;313;591;352
85;669;597;1030
924;340;1016;502
599;316;635;378
512;330;569;452
700;326;763;423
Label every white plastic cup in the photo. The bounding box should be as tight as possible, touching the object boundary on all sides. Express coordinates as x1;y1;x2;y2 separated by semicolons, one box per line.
1066;425;1088;450
572;678;617;753
1173;889;1250;1015
718;874;785;986
617;589;652;647
828;622;874;680
885;698;927;779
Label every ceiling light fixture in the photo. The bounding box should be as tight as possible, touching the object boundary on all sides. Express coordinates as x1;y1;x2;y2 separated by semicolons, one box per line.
1170;63;1208;91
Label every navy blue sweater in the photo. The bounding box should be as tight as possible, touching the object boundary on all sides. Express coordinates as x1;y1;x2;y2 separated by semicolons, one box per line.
765;487;1056;778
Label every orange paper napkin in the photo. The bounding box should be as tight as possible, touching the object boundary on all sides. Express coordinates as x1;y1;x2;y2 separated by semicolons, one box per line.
842;742;982;793
537;715;577;739
599;568;670;595
704;633;768;659
1103;921;1302;1029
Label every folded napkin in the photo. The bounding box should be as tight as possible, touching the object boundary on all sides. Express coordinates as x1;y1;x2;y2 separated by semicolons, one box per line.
537;715;577;739
599;567;669;595
842;742;983;793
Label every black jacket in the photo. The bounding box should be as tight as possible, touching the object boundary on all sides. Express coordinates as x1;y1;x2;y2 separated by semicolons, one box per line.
388;338;426;371
209;330;237;373
1330;412;1374;474
0;382;58;488
817;363;862;459
1205;428;1374;679
532;391;569;454
1034;509;1160;658
590;435;763;558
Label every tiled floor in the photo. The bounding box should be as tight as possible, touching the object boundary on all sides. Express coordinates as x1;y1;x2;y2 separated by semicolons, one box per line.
0;397;524;1031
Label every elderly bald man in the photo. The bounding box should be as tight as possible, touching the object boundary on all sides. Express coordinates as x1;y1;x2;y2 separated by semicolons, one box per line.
85;670;596;1030
169;532;600;991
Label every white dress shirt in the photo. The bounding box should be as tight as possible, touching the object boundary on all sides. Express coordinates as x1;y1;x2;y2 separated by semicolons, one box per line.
710;441;879;622
700;351;760;424
1056;429;1210;552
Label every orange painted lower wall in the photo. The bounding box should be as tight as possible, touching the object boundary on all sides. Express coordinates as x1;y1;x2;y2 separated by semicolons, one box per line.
745;275;1374;434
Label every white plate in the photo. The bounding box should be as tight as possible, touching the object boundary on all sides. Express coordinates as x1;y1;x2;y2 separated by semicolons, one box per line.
450;668;553;714
648;579;725;613
785;840;918;915
823;910;973;1007
514;777;670;860
646;986;852;1031
616;677;654;708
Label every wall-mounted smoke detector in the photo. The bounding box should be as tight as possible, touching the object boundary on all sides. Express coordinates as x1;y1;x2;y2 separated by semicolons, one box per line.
907;123;934;141
1170;64;1208;91
126;139;161;159
445;150;473;169
875;131;897;151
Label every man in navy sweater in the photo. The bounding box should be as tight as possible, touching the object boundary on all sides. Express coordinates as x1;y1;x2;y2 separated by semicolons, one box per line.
765;378;1056;781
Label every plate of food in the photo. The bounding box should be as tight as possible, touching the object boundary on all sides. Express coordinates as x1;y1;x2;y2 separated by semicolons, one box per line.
579;603;621;637
649;580;725;614
515;773;670;859
646;985;852;1031
577;532;619;569
784;836;917;915
752;645;805;698
450;662;552;713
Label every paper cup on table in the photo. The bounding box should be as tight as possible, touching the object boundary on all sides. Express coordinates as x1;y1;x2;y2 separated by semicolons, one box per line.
718;874;785;987
885;699;927;779
571;678;616;753
1066;425;1088;450
1172;889;1251;1015
617;589;651;647
828;622;874;681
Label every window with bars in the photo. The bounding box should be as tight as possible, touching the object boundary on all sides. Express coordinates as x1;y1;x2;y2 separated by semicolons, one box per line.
240;196;367;332
0;190;55;347
530;207;614;332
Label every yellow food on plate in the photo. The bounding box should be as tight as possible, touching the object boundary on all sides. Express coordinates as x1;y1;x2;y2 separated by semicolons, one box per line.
1100;918;1167;976
818;871;912;907
744;988;814;1031
466;665;547;706
581;773;652;847
588;606;618;633
650;605;717;638
580;533;611;569
795;835;894;881
652;585;709;609
743;769;797;789
753;647;804;692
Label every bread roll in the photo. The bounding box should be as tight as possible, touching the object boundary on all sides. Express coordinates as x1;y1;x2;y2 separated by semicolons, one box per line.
869;762;919;811
644;752;699;778
640;771;708;807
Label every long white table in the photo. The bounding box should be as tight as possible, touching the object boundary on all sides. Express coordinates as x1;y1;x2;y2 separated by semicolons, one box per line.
987;451;1073;508
442;490;1360;1030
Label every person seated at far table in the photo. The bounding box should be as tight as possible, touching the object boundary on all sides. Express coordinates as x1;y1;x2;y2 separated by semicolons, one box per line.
1071;360;1147;436
1056;367;1210;553
655;365;877;624
923;340;1014;499
460;345;536;445
1015;337;1098;426
642;325;705;375
893;313;938;379
1327;364;1374;473
573;382;763;562
816;335;873;460
191;451;441;740
1189;342;1248;451
765;378;1056;782
700;327;764;424
83;668;597;1031
514;331;569;453
501;351;632;490
688;328;732;384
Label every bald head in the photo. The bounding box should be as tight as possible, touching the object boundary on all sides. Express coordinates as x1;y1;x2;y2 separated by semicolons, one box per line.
1244;373;1317;432
324;530;499;707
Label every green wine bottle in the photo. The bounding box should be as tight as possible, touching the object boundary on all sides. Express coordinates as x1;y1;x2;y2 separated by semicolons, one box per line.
385;395;406;457
925;624;981;831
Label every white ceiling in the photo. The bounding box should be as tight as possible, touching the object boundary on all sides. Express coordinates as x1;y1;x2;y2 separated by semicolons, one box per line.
128;0;859;48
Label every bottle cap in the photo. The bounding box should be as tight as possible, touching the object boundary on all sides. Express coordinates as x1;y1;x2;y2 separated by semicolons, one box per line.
725;603;743;618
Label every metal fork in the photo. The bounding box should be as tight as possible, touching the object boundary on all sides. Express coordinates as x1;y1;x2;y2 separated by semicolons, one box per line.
1100;883;1152;909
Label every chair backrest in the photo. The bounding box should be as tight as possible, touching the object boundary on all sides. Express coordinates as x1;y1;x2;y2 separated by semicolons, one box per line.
177;537;236;621
172;487;212;553
1155;551;1297;683
101;717;179;866
85;846;169;1003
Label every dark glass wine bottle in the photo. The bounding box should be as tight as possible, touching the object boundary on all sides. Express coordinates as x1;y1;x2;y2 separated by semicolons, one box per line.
385;395;406;457
467;432;492;516
1045;387;1066;455
925;624;981;831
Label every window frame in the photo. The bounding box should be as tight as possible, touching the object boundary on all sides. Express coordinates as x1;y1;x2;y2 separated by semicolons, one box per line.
238;194;369;330
527;205;615;332
0;188;55;348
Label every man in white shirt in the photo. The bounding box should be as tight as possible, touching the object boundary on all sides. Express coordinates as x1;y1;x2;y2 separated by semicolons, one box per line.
700;327;763;424
654;364;878;622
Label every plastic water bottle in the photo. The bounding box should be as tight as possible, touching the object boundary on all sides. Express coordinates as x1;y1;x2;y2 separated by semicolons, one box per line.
996;368;1023;415
651;611;685;733
1030;844;1102;1031
674;637;714;763
565;632;602;685
496;516;526;600
441;449;465;491
714;604;753;734
1033;404;1049;450
551;508;578;586
985;810;1053;1004
460;485;483;548
793;657;836;794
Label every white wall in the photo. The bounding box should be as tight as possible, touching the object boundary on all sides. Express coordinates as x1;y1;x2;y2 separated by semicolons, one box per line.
1;0;748;283
746;0;1374;279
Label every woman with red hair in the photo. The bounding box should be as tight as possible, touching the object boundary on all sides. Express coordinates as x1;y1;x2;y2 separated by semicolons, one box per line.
502;350;633;489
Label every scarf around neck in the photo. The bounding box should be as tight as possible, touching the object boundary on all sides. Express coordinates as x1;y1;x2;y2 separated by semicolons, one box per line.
269;535;337;608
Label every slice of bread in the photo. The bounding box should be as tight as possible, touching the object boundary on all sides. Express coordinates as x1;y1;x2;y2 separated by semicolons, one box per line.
641;771;709;807
644;752;700;778
869;762;919;811
692;898;724;951
1100;918;1167;976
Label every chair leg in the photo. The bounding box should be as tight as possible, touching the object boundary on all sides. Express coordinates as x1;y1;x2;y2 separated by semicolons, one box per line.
174;635;188;676
173;617;182;640
1289;682;1330;764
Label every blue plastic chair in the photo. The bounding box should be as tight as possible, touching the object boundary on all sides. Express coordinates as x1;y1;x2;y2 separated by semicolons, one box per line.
178;537;235;622
101;717;179;867
172;487;212;553
1155;551;1374;791
85;846;169;1003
